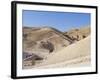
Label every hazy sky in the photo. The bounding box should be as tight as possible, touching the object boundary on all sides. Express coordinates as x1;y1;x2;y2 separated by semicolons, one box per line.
22;10;90;32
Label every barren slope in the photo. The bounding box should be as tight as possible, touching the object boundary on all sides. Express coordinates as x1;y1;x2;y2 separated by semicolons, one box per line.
23;27;73;56
34;36;91;68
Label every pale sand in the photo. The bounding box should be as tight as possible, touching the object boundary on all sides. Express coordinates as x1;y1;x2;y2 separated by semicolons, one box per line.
35;55;90;68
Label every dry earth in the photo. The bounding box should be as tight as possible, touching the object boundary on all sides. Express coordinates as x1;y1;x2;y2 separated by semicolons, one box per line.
22;26;91;69
32;36;91;68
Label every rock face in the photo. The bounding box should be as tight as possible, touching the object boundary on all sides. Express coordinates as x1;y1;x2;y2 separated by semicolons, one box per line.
23;52;43;68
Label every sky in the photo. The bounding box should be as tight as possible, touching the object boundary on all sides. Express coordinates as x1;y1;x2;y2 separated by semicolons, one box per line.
22;10;90;32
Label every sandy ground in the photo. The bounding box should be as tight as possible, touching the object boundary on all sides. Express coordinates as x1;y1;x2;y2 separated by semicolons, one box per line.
33;55;90;69
33;36;91;68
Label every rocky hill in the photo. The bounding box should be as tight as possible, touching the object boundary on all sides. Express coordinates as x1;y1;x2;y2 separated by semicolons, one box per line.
64;27;90;42
23;27;73;53
23;26;90;69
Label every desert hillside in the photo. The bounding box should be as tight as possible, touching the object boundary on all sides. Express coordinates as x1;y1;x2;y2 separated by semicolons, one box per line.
23;27;73;58
33;36;91;68
23;26;90;69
